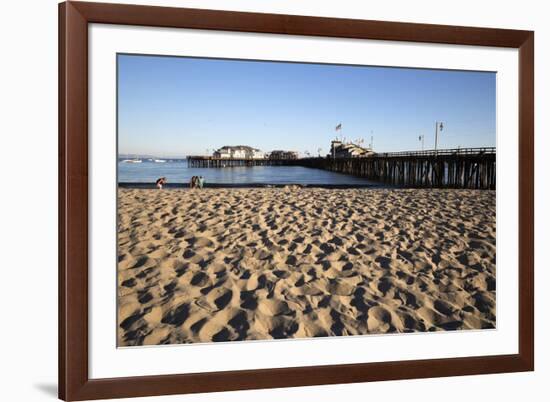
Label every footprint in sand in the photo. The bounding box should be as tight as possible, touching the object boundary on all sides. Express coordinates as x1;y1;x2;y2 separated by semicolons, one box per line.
190;271;210;287
367;306;393;333
196;287;234;313
258;299;293;316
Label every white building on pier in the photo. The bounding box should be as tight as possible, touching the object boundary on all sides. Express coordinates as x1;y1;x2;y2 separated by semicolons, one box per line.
213;145;265;159
330;140;374;158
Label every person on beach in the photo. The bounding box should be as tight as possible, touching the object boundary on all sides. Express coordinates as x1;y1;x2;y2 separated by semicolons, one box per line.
198;176;205;189
190;176;197;189
156;177;167;189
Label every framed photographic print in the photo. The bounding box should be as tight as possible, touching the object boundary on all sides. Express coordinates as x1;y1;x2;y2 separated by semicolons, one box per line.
59;1;534;400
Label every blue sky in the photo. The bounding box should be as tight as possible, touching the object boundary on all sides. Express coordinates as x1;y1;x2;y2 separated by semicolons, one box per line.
118;54;496;157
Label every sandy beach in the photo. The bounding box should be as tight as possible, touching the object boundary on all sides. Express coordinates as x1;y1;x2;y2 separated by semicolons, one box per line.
117;188;496;346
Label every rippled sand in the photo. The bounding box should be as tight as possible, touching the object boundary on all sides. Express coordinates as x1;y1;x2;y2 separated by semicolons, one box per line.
117;188;496;346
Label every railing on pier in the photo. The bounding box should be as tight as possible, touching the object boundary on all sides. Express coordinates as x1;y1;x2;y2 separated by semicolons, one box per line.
375;147;495;157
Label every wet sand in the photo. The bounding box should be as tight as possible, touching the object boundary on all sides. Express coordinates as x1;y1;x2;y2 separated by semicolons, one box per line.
117;188;496;346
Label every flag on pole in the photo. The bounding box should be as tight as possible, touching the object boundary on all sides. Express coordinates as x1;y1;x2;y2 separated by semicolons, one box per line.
335;123;342;131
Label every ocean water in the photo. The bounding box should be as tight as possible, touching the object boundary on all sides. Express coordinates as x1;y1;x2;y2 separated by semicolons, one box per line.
118;159;377;186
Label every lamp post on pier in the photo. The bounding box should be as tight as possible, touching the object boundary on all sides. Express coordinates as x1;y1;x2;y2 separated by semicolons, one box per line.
370;131;374;151
434;121;444;156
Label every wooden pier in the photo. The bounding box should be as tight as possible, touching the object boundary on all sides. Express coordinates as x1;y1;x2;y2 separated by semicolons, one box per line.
187;147;496;189
187;156;292;168
296;147;496;189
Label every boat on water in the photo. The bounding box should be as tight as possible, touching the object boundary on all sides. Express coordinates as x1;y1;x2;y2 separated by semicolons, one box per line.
121;154;142;163
154;159;167;163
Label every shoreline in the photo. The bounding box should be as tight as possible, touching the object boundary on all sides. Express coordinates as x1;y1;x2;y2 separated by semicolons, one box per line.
117;182;494;190
118;182;385;189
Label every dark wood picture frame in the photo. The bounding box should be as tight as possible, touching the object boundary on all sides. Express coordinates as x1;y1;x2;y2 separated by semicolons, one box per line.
59;1;534;400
